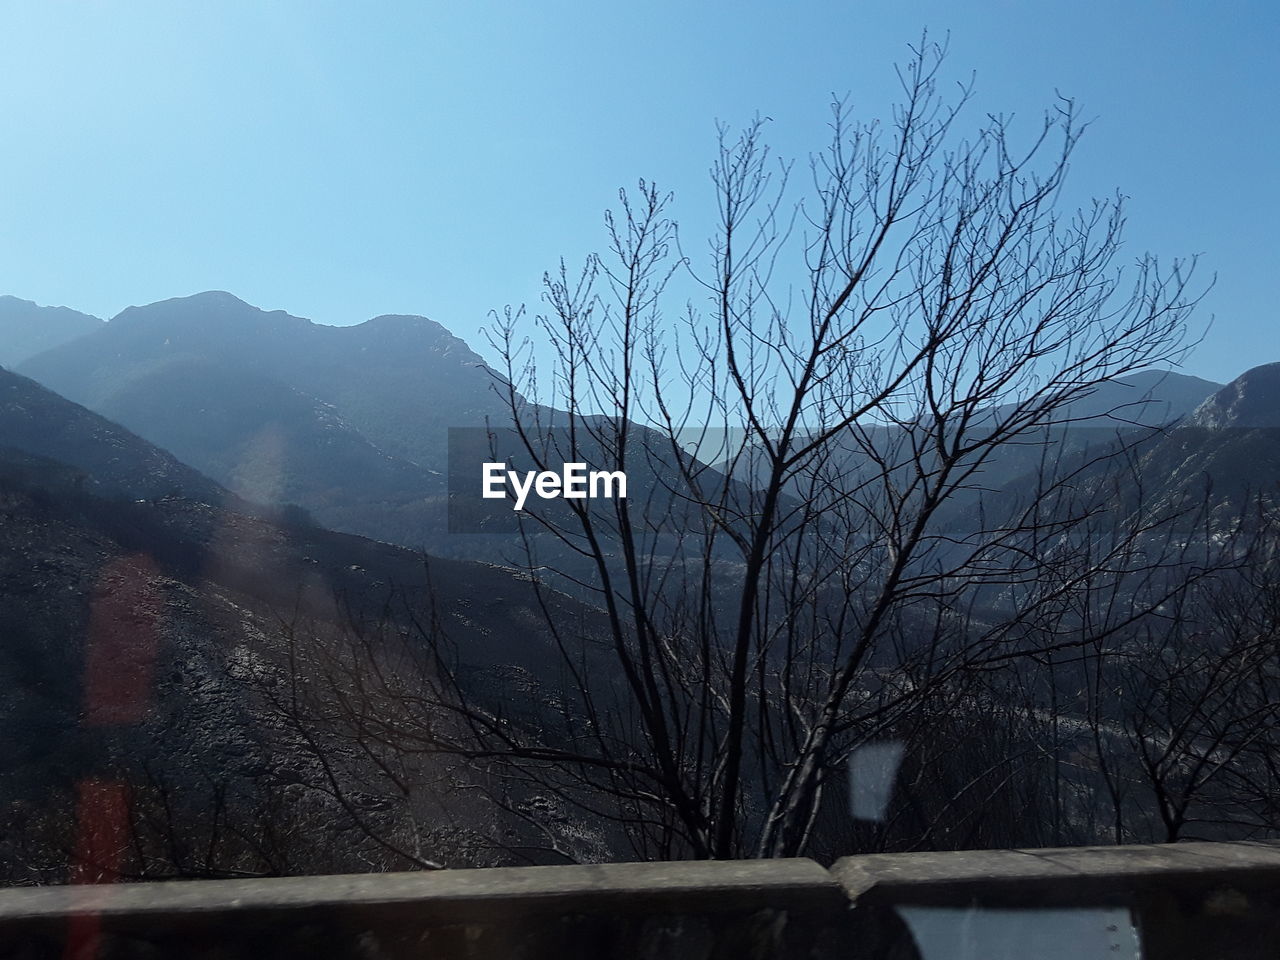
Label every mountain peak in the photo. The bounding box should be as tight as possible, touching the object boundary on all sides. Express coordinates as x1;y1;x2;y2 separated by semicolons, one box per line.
1189;362;1280;429
183;290;253;308
111;290;255;317
346;312;487;363
354;313;454;340
363;312;439;327
108;291;314;334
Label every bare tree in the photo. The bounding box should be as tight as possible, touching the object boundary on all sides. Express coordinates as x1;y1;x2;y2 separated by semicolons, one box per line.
1106;502;1280;843
457;37;1211;861
264;38;1220;865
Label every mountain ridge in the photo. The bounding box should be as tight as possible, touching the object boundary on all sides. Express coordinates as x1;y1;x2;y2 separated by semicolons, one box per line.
0;295;102;368
1188;361;1280;430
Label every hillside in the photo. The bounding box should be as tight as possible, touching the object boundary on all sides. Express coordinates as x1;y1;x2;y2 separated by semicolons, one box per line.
0;366;225;503
0;375;613;877
0;362;603;682
1133;361;1280;511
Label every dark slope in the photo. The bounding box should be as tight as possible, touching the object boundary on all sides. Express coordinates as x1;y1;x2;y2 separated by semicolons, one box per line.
0;375;612;877
0;367;224;502
0;296;102;368
0;456;260;781
0;450;610;878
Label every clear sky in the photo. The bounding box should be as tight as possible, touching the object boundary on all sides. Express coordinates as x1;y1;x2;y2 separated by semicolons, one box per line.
0;1;1275;384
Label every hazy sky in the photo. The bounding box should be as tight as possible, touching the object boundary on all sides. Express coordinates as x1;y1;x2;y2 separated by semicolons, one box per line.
1;1;1275;383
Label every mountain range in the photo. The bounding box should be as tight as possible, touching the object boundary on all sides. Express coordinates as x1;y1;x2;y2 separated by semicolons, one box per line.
8;289;1276;547
12;292;750;573
16;292;504;551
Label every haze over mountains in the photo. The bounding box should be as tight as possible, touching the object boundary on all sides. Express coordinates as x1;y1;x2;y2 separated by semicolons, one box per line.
16;292;507;550
0;362;597;684
0;365;223;504
7;290;1277;560
20;290;506;460
10;292;752;564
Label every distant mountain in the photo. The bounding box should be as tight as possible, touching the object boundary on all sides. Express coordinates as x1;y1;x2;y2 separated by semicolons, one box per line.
959;369;1223;497
96;358;446;516
966;362;1280;548
0;296;101;367
13;291;738;567
715;369;1222;501
16;292;499;548
996;369;1222;429
19;291;508;466
1186;362;1280;430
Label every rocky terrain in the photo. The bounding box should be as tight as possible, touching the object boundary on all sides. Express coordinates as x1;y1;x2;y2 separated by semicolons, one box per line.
0;364;608;879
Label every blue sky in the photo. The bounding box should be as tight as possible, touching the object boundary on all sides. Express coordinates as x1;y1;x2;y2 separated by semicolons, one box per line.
0;1;1275;384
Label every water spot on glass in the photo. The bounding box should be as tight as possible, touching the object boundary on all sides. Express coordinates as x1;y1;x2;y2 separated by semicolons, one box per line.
848;740;905;821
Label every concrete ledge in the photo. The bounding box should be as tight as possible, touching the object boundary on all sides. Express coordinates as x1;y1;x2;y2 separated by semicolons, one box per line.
0;858;843;926
832;840;1280;906
0;859;850;960
3;842;1280;958
834;841;1280;960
